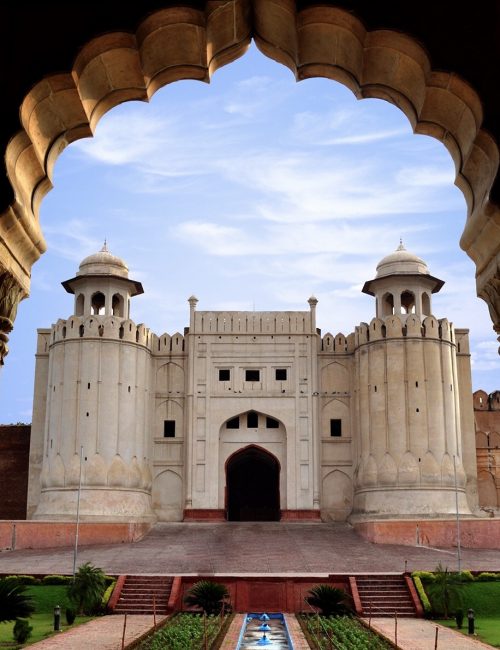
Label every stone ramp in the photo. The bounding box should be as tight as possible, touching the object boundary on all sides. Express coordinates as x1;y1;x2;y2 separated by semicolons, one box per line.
1;522;499;575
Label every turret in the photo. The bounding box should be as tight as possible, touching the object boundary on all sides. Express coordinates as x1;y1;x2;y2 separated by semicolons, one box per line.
362;241;443;320
62;242;143;318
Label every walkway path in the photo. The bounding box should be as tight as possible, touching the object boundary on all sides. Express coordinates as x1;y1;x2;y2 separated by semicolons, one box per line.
367;618;495;650
1;522;499;574
27;615;165;650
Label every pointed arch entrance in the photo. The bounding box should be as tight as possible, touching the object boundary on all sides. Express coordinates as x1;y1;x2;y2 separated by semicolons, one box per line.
226;445;280;522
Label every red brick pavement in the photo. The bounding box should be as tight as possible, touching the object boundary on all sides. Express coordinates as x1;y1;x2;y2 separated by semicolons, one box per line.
27;615;166;650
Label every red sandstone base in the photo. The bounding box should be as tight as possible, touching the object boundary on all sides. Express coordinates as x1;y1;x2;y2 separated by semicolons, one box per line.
354;518;500;549
183;509;321;521
0;521;152;550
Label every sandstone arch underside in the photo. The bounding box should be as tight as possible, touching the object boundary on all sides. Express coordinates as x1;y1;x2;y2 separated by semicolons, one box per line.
1;0;499;363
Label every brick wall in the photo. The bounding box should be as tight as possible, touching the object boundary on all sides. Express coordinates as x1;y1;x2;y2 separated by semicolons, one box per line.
0;425;30;519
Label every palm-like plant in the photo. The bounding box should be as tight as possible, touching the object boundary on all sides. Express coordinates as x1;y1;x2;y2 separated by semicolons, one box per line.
305;584;351;616
428;563;463;618
0;578;35;622
184;580;230;615
67;563;107;615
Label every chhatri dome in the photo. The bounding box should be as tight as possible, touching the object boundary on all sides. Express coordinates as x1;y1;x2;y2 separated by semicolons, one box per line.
375;240;429;278
77;241;129;279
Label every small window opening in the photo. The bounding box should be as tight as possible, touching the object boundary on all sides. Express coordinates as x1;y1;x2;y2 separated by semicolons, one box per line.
401;290;416;314
416;408;420;413
275;368;287;381
266;417;279;428
75;293;85;316
374;385;377;393
164;420;175;437
128;386;131;393
87;382;90;390
245;369;260;382
219;369;230;381
119;325;124;339
62;326;66;339
86;412;89;417
112;293;124;317
330;419;342;437
247;411;258;428
226;416;240;429
415;381;419;388
91;292;105;315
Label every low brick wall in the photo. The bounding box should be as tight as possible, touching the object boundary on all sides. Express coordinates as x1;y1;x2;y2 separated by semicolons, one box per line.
0;521;152;550
354;518;500;550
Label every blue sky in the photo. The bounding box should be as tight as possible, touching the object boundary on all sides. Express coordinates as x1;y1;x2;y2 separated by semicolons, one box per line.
0;44;498;422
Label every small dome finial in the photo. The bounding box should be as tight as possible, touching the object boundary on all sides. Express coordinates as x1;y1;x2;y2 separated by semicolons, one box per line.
101;239;108;253
397;238;405;251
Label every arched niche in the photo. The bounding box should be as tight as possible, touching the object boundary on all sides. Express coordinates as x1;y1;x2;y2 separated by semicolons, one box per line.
112;293;125;317
90;291;105;315
1;2;499;366
321;469;352;521
152;469;183;521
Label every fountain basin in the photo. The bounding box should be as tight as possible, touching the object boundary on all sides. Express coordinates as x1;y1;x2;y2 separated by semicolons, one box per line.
236;613;294;649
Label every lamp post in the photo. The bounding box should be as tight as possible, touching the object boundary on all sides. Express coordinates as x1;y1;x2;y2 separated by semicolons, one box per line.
72;445;84;579
453;455;462;573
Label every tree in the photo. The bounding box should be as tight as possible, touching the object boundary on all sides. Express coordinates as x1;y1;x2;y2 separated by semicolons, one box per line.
0;578;35;623
184;580;230;615
428;563;463;618
67;563;107;615
305;584;351;616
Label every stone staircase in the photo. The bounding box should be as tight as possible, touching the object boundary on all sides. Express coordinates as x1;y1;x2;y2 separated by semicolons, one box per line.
113;575;174;615
355;574;417;617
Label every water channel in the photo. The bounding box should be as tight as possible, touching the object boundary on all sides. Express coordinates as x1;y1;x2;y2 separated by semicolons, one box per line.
236;613;294;649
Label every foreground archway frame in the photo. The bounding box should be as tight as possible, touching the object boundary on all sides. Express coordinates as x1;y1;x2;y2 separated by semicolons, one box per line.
1;0;499;363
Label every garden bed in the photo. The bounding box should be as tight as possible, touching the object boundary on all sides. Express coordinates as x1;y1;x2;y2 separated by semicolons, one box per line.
298;614;393;650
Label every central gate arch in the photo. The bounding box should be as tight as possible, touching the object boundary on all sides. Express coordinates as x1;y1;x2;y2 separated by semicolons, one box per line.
226;445;280;521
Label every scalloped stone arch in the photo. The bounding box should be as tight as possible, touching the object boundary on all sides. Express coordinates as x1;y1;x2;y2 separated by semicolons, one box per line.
1;0;499;364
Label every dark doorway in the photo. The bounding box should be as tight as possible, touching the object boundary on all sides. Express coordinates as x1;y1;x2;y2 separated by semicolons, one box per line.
226;446;280;521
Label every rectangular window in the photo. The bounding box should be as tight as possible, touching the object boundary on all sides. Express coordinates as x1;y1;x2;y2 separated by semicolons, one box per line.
247;412;258;428
227;417;240;429
219;369;230;381
275;368;287;381
330;419;342;437
164;420;176;438
245;369;260;382
266;417;279;429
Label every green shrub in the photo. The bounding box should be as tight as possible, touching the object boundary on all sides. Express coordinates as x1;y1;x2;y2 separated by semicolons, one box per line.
4;575;40;585
412;571;436;583
101;581;116;609
42;575;72;585
457;571;474;582
67;563;107;615
413;576;431;617
104;575;115;588
476;572;500;582
13;618;33;643
65;607;76;625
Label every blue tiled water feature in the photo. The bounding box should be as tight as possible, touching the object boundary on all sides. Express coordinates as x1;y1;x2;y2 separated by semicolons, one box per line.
236;613;294;649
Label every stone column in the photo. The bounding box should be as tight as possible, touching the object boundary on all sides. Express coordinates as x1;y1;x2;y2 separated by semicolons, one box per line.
0;271;25;365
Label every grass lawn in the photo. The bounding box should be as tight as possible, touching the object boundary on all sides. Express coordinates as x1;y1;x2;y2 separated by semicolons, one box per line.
0;586;93;648
437;618;500;648
424;580;500;648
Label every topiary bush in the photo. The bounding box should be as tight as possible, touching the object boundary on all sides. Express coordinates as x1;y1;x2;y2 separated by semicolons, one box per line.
66;607;76;625
413;576;431;618
13;618;33;644
476;572;500;581
4;575;40;585
412;571;436;583
101;581;116;610
42;574;72;585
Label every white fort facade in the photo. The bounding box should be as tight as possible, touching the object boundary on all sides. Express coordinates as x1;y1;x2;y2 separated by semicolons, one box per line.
27;244;478;524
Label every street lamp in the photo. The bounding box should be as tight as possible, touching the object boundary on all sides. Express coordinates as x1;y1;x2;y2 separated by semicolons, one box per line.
72;445;84;579
453;455;462;573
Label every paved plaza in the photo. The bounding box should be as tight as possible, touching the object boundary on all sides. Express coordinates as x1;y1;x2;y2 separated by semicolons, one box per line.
0;522;499;575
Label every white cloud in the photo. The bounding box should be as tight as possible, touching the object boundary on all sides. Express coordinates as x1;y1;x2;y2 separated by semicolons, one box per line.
396;166;456;187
